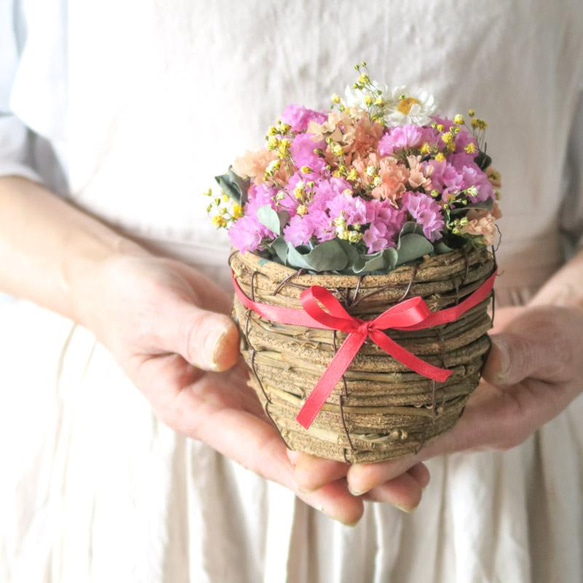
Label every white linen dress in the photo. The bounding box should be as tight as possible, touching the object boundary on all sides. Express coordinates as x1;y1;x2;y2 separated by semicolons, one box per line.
1;1;582;582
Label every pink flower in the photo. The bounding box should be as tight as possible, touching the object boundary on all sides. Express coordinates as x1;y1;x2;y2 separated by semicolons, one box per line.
310;178;353;211
327;192;372;226
459;164;495;202
283;214;315;246
228;215;266;253
363;222;392;253
245;183;277;214
281;104;327;133
362;201;406;253
290;133;327;175
401;191;445;241
378;125;424;156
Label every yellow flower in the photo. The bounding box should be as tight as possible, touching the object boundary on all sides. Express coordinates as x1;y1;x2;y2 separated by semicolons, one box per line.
420;142;431;155
358;73;370;85
267;136;279;150
435;152;446;162
364;95;374;106
453;114;465;125
297;204;308;216
211;215;227;228
348;231;363;244
331;143;344;156
232;204;244;219
331;93;341;104
468;109;476;117
346;168;358;181
441;132;454;144
300;165;312;174
464;143;477;154
436;124;444;132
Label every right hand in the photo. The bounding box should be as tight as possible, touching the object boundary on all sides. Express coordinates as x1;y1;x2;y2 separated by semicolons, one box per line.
74;250;430;524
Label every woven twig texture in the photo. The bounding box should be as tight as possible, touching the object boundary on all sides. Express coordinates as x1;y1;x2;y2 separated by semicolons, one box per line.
231;247;495;463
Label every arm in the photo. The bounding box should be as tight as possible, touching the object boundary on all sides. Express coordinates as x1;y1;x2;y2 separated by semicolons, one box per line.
0;176;143;321
1;176;385;525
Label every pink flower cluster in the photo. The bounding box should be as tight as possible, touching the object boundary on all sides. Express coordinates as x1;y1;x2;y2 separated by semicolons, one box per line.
226;103;500;255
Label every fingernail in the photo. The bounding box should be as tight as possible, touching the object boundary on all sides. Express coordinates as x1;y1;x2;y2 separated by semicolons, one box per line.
394;503;417;514
348;485;367;497
323;511;360;527
204;327;229;368
491;336;510;383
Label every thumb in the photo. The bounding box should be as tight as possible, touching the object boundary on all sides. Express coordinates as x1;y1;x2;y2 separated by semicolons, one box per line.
160;298;240;371
482;331;565;386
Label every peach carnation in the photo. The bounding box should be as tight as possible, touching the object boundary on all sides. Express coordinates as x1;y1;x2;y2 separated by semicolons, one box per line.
461;208;501;245
371;157;409;203
232;148;277;184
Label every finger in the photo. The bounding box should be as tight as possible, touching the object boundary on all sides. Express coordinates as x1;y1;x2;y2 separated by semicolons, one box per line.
158;298;240;371
362;469;425;512
172;383;364;526
287;451;349;493
347;454;420;496
299;479;365;527
407;462;431;490
483;331;567;386
346;383;508;494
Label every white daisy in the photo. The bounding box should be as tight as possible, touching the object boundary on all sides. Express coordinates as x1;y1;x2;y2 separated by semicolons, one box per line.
384;86;437;126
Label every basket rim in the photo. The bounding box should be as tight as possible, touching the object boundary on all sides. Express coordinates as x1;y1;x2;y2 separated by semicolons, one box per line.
230;244;494;290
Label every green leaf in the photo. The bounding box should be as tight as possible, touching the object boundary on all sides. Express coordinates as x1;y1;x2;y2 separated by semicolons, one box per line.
352;248;398;274
474;151;492;170
450;199;493;215
269;237;288;263
257;205;281;235
399;221;424;236
286;239;348;272
396;233;434;266
337;239;366;272
434;240;454;254
214;167;250;204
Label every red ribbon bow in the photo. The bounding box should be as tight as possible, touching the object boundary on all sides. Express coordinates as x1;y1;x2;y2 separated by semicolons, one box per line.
232;270;496;429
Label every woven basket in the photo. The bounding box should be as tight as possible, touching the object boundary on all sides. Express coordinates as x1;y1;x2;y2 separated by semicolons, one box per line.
230;246;496;464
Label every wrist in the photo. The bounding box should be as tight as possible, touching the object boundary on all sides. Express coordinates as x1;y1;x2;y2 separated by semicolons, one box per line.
64;227;150;332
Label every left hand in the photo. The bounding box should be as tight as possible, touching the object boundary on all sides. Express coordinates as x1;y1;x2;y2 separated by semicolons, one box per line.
289;304;583;511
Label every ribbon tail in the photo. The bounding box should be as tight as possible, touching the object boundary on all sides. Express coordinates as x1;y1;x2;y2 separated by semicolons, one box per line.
369;330;452;383
296;332;367;429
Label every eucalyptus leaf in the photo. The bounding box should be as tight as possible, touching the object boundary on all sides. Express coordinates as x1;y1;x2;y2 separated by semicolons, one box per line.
434;240;454;254
354;248;398;274
450;199;493;215
396;233;434;266
286;239;348;272
337;239;366;273
214;167;250;205
269;236;288;263
399;221;424;236
257;205;281;235
475;151;492;170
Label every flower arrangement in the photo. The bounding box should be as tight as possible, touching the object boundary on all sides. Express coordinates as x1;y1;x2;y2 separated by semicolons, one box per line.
206;62;501;275
213;64;500;463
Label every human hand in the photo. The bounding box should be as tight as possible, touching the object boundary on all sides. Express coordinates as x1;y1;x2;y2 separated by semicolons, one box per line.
290;305;583;511
77;251;397;525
